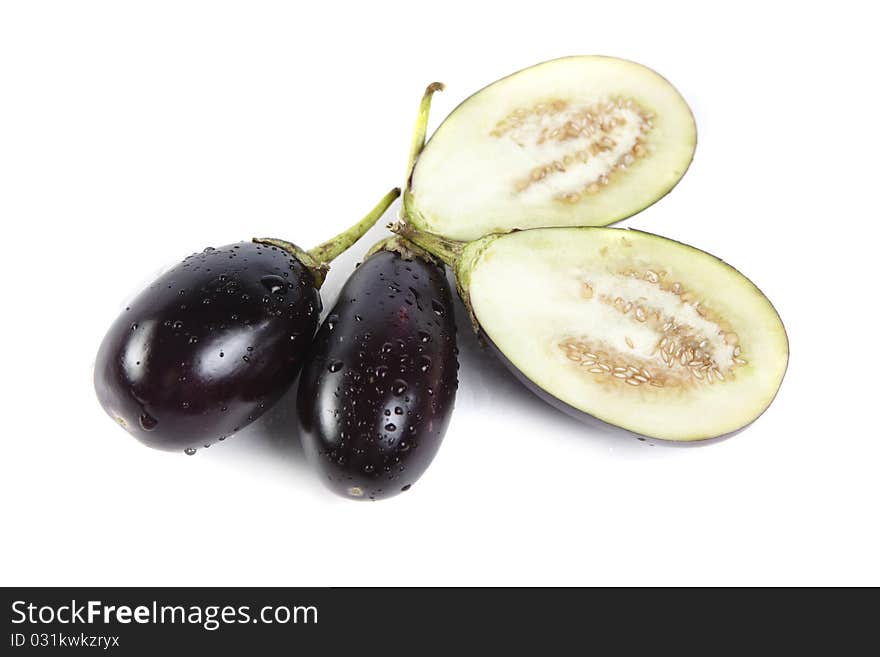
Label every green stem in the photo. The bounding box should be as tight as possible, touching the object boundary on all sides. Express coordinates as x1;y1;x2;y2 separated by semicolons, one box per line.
255;187;400;289
406;82;444;188
307;187;400;263
389;219;464;269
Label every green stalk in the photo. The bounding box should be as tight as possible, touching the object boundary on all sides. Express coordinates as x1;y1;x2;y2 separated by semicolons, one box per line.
405;82;444;188
255;187;400;288
390;219;463;269
307;187;401;263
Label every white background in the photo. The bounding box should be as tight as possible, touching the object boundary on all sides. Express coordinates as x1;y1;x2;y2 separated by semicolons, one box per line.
1;1;877;586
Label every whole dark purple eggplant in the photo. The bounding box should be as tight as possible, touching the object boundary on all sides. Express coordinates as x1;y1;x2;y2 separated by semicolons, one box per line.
94;188;400;453
297;237;458;500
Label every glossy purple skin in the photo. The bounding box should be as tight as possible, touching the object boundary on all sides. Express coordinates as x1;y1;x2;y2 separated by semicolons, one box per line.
94;241;320;452
297;250;458;500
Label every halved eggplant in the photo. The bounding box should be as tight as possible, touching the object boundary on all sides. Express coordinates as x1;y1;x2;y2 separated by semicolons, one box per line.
393;224;788;442
405;56;696;241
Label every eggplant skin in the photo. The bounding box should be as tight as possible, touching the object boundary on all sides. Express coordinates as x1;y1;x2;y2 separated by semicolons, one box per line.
298;250;458;500
95;242;320;452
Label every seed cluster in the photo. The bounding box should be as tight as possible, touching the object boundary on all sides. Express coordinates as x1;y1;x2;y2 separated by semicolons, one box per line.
561;337;665;388
490;97;654;203
561;269;749;389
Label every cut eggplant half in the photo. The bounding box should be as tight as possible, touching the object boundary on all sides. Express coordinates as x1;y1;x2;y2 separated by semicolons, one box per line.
393;224;788;442
405;56;696;241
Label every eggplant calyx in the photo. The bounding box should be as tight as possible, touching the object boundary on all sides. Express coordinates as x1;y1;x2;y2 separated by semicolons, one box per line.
254;187;400;289
364;235;441;265
388;220;463;268
252;237;329;288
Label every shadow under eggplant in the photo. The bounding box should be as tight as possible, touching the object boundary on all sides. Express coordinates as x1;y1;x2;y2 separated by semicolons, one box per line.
199;377;315;481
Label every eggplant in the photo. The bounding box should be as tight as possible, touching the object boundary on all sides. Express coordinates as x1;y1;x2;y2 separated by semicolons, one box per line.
94;188;400;453
297;237;458;500
403;57;696;241
392;223;788;443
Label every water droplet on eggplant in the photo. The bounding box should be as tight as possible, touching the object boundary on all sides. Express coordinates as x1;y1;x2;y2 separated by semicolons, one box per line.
139;413;158;431
260;274;287;295
296;245;458;500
